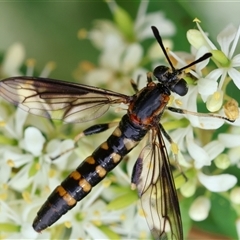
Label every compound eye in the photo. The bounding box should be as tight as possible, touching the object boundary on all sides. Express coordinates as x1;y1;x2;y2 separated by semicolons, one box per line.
171;79;188;96
153;66;169;82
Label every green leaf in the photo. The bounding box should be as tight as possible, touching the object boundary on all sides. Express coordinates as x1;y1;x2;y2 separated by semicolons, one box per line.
180;197;193;238
106;190;138;210
28;158;39;177
0;223;20;232
112;5;135;41
99;225;121;240
194;193;238;238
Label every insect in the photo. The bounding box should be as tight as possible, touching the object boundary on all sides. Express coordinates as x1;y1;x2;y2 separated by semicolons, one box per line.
0;26;233;240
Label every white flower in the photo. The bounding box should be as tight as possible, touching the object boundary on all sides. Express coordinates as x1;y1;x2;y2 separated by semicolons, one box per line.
218;132;240;148
99;42;143;74
214;153;231;169
83;28;144;91
0;108;31;186
186;126;225;168
133;0;175;40
189;196;211;221
0;199;49;239
218;130;240;167
167;49;226;127
1;43;25;77
79;0;176;93
148;39;173;61
54;182;124;239
230;187;240;204
87;20;124;51
189;22;240;98
228;146;240;167
198;172;237;192
180;178;197;197
212;24;240;92
7;136;74;193
0;100;75;203
2;107;28;140
21;127;46;157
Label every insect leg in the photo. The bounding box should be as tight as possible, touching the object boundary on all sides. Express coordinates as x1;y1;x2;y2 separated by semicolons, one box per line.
167;106;237;122
130;79;139;93
74;122;119;142
131;72;154;93
159;123;178;155
130;73;144;93
51;122;119;160
147;72;153;83
159;123;187;181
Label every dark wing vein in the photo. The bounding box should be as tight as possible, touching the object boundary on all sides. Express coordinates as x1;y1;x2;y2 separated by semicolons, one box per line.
133;126;183;240
0;76;130;123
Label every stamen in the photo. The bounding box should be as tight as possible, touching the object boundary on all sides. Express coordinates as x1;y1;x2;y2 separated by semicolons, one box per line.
40;61;56;78
64;221;72;228
7;159;15;167
25;58;36;76
77;28;87;39
224;98;239;121
22;191;32;203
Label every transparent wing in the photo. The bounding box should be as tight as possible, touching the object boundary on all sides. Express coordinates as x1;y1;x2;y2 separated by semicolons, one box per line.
132;126;183;240
0;76;130;123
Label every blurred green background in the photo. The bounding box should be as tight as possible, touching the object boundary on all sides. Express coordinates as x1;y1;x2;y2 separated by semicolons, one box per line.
0;1;239;80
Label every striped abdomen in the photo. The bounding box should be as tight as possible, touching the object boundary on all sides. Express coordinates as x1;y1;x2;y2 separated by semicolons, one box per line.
32;114;147;232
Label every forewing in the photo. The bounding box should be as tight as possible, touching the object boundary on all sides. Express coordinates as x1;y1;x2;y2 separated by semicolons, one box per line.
0;76;130;123
132;127;183;240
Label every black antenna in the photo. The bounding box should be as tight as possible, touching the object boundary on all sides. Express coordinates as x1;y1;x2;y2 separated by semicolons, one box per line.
151;26;212;72
178;53;212;71
151;26;175;69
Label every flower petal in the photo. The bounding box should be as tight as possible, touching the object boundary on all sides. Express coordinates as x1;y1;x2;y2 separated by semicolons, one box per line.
187;29;207;50
88;20;123;50
0;164;11;184
218;133;240;148
206;68;223;80
20;223;39;239
217;24;237;56
229;25;240;59
228;68;240;89
186;131;210;168
120;43;143;74
195;46;211;73
206;90;223;112
2;43;25;76
189;196;211;221
147;39;173;61
198;172;237;192
231;53;240;67
135;11;175;40
23;127;45;156
189;115;224;130
3;149;33;168
46;139;75;170
15;108;28;138
198;78;218;96
8;164;33;191
203;140;225;161
230;187;240;204
228;146;240;165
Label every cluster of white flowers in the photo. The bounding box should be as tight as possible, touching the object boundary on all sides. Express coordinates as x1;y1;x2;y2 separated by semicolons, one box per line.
1;0;240;239
155;19;240;237
75;0;175;94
